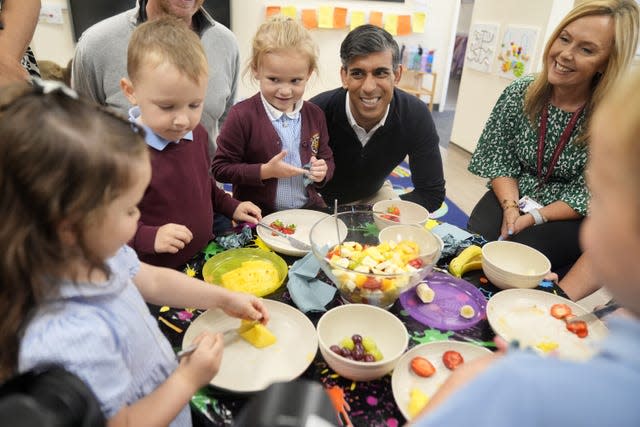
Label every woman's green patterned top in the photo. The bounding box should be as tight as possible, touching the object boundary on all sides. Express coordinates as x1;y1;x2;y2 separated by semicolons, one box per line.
468;75;589;216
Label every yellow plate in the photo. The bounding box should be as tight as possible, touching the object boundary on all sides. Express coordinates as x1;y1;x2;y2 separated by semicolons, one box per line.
202;248;288;297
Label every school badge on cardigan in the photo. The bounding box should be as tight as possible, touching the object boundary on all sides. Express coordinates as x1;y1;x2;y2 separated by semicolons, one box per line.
310;133;320;155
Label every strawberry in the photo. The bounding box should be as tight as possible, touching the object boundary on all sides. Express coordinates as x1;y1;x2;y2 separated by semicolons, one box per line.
550;303;573;319
410;356;436;377
387;206;401;216
566;320;588;338
408;258;425;268
442;350;464;370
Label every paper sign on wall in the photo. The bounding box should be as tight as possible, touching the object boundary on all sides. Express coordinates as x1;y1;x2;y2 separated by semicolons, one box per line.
370;11;383;27
351;11;366;30
497;25;539;79
302;9;317;29
334;7;347;29
384;14;398;36
412;12;426;33
266;6;280;18
281;6;297;19
397;15;411;36
318;6;333;28
465;22;499;73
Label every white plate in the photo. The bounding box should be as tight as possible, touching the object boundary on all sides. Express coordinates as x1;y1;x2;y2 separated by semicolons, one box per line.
487;289;608;361
392;341;492;421
257;209;330;257
182;300;318;393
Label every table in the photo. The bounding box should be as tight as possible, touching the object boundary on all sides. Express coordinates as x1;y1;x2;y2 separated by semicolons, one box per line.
153;227;566;427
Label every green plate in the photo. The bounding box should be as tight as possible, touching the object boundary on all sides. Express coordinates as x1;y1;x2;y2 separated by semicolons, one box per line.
202;248;288;297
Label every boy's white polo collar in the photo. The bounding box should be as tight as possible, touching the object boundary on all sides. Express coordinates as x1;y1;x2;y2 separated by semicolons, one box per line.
260;93;303;121
128;106;193;150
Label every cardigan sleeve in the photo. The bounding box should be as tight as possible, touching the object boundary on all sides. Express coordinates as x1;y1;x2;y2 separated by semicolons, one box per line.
212;103;265;186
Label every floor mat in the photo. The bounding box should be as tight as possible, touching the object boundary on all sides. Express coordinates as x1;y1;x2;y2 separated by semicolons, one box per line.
388;162;469;229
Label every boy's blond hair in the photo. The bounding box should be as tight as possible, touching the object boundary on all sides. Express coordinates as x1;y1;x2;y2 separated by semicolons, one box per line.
127;16;208;84
247;15;319;78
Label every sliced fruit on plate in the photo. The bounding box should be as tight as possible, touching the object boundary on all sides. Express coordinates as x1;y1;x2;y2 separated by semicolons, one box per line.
238;320;277;348
442;350;464;370
220;260;279;294
410;356;436;377
408;388;430;418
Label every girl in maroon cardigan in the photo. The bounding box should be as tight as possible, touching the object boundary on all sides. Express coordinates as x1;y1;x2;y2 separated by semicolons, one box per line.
212;15;334;215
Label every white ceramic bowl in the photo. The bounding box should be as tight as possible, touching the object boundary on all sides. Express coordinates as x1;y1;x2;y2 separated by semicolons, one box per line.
317;304;408;381
481;241;551;290
372;200;430;229
378;224;443;266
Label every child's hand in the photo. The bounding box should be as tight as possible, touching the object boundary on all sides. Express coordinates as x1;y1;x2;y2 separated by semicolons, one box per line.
232;201;262;225
155;223;193;253
306;156;328;183
177;331;223;388
222;291;270;325
261;151;306;180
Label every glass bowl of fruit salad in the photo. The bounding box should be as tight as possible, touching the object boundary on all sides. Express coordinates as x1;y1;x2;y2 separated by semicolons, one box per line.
316;304;408;381
310;210;440;309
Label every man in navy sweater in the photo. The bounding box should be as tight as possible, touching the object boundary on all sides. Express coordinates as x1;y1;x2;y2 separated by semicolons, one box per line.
310;25;445;212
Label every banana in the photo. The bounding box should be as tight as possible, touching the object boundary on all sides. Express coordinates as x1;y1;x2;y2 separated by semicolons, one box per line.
451;260;483;277
448;245;483;277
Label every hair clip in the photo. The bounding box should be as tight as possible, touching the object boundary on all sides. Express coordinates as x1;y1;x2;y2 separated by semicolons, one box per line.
30;77;78;99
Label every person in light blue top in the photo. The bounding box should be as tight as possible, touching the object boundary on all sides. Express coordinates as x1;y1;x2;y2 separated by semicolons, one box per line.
411;68;640;427
0;80;269;427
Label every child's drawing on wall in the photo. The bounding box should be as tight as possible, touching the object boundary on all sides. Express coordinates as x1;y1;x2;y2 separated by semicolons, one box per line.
497;26;539;79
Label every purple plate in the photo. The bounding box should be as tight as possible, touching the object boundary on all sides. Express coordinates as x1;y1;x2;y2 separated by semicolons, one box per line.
399;271;487;331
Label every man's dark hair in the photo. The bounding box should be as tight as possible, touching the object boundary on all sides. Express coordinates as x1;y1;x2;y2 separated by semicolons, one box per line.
339;24;400;70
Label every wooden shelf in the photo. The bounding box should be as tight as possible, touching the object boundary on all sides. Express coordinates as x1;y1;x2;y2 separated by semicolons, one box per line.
397;70;437;112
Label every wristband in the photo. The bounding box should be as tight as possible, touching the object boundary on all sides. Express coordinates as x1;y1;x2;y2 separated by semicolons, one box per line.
529;208;547;226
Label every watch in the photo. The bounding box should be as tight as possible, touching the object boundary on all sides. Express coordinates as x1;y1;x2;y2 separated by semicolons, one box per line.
529;208;547;226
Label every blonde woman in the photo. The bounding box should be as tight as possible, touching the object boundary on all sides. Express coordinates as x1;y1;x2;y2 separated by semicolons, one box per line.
467;0;638;272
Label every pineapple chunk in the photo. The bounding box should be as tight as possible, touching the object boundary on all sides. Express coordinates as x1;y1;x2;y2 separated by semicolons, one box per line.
239;320;277;348
408;388;430;418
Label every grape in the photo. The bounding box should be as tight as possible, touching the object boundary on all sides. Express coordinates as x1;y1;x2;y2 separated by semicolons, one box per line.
330;345;342;355
363;354;375;362
352;334;363;344
352;347;364;361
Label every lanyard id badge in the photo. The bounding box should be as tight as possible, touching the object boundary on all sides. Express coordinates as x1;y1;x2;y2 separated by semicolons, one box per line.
536;103;585;189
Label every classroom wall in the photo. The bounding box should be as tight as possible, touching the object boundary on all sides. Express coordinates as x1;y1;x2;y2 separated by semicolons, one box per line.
31;0;459;105
231;0;459;102
30;0;75;66
449;0;573;153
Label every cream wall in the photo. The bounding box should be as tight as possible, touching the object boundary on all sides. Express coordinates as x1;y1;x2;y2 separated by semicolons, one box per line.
31;0;459;105
450;0;573;152
232;0;459;103
30;0;75;65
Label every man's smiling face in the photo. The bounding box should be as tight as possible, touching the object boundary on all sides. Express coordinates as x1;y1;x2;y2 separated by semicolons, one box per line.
340;49;401;132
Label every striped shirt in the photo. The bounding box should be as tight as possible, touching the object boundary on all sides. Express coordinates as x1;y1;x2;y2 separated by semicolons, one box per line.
19;246;190;425
260;93;308;210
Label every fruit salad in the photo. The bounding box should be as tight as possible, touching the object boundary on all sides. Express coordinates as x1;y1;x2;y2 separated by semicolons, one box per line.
325;240;425;306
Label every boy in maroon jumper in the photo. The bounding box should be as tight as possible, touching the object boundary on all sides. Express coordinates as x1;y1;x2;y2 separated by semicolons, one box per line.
120;17;261;269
